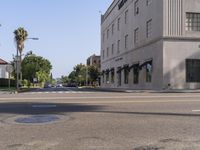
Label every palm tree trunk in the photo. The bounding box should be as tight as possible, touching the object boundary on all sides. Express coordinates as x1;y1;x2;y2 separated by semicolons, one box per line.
19;52;22;83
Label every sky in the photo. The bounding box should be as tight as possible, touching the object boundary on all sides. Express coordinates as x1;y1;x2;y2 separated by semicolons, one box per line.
0;0;113;78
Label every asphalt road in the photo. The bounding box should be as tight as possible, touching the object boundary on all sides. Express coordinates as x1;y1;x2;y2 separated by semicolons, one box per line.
0;88;200;150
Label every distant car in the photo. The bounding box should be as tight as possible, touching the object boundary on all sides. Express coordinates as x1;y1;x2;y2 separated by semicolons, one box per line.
44;83;52;88
56;84;63;87
64;83;77;87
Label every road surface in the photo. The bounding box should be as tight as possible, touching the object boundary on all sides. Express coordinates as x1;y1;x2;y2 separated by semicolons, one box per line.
0;87;200;150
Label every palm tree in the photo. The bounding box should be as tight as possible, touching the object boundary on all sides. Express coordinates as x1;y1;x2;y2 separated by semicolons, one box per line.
14;27;28;87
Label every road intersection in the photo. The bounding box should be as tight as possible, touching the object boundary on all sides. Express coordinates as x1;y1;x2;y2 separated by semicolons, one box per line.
0;88;200;149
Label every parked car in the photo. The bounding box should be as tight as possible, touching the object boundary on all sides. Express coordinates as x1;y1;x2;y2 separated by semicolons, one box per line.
56;84;63;87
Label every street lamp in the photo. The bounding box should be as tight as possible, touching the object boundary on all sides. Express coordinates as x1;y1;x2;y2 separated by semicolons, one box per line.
16;37;39;90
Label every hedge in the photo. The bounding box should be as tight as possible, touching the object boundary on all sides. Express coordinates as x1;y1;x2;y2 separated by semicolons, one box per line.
0;78;16;87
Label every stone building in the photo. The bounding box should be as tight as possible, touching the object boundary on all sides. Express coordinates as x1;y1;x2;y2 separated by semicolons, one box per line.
101;0;200;89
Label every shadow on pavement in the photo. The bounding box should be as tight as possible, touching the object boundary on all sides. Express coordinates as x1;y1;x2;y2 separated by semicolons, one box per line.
94;111;200;118
0;102;199;118
0;102;104;115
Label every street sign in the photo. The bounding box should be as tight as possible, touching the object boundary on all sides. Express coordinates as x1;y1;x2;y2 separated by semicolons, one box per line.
6;65;13;73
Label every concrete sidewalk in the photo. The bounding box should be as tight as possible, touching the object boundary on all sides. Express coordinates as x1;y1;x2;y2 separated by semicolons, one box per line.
84;87;200;93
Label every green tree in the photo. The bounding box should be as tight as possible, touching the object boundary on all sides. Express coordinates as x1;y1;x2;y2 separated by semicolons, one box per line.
14;27;28;88
14;27;28;57
21;52;52;84
36;70;49;87
68;64;86;86
61;75;69;83
88;66;100;86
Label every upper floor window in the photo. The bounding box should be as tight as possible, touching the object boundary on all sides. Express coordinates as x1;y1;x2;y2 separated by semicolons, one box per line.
146;19;152;38
125;34;128;49
134;28;139;44
112;23;115;35
103;33;105;43
134;0;139;15
102;50;105;59
125;10;128;24
146;0;152;6
117;40;120;53
112;43;115;55
107;47;109;58
107;29;109;39
186;13;200;32
117;18;121;31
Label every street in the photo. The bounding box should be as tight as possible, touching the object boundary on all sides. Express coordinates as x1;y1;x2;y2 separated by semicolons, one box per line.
0;88;200;150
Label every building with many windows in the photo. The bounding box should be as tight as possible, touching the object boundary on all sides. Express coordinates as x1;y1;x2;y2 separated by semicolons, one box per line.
101;0;200;89
87;54;101;70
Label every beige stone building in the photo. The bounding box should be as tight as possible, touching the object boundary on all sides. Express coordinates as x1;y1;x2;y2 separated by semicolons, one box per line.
87;54;101;70
101;0;200;90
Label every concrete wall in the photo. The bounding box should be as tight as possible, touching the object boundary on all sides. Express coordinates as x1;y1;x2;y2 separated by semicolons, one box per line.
0;65;9;79
163;40;200;89
101;40;163;90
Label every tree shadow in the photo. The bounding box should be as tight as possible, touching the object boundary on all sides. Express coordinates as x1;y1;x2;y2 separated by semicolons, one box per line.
0;102;199;118
0;102;104;115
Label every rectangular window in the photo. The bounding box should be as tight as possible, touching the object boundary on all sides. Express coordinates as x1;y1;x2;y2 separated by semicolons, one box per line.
134;0;139;15
133;65;139;84
112;23;115;35
125;34;128;49
186;13;200;32
124;65;129;84
186;59;200;82
111;68;115;83
117;18;120;31
102;50;105;59
146;0;152;6
125;10;128;24
134;28;139;44
103;33;105;43
146;19;152;38
146;61;153;83
107;29;109;39
117;40;120;53
106;47;109;58
112;43;115;55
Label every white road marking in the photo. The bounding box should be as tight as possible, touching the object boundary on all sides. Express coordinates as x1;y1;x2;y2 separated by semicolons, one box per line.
192;110;200;112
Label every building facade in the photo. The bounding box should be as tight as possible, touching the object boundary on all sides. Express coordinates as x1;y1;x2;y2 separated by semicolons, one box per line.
0;58;9;79
87;54;101;70
101;0;200;90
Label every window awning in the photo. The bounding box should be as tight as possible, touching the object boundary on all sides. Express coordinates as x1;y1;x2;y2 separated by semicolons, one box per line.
139;60;152;70
100;70;105;76
129;63;139;70
110;68;115;72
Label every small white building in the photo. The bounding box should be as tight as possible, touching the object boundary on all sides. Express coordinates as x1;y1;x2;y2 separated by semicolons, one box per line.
101;0;200;90
0;58;9;79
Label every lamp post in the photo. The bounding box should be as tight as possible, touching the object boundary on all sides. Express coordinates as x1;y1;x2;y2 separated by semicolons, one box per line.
16;37;39;90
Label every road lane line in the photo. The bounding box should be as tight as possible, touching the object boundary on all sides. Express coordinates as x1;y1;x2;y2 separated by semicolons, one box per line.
192;110;200;112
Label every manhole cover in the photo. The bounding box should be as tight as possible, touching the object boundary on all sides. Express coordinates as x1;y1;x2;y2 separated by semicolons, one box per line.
15;115;60;124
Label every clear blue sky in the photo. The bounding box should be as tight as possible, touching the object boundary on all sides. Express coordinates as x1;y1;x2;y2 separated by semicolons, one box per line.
0;0;113;78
